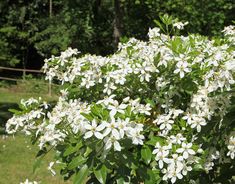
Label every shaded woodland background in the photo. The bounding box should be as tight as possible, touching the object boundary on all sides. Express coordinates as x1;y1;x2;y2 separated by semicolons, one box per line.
0;0;234;70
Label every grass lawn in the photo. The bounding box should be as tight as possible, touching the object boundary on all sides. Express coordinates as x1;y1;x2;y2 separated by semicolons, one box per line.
0;134;72;184
0;88;57;103
0;88;68;184
0;88;58;128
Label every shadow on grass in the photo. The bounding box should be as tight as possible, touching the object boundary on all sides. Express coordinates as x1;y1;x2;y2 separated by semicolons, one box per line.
0;102;19;134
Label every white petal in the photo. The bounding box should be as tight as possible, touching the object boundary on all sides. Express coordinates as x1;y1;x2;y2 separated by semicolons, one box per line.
183;151;189;159
166;123;172;130
105;140;112;150
160;124;165;130
177;173;183;179
159;160;164;169
176;148;184;153
114;141;121;151
171;177;176;183
188;149;195;155
191;123;196;129
94;132;104;139
152;149;158;155
196;125;201;132
119;104;127;109
84;124;92;130
96;123;106;131
84;131;93;139
103;128;111;136
112;129;120;139
180;71;184;78
91;120;97;127
182;169;187;176
174;69;180;74
110;109;117;117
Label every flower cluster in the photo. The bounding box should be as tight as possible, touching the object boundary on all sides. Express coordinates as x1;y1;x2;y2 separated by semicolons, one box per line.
6;24;235;183
152;139;197;183
227;136;235;159
20;179;38;184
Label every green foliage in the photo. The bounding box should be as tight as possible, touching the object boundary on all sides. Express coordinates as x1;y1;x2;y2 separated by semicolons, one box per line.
0;0;234;68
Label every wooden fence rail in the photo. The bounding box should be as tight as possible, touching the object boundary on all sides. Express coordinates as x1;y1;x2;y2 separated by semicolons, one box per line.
0;66;52;96
0;66;43;73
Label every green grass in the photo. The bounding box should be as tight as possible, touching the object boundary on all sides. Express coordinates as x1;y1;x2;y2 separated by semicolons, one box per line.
0;88;68;184
0;134;72;184
0;88;58;129
0;89;57;103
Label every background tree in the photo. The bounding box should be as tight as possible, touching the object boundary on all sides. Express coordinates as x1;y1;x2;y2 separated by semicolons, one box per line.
0;0;234;69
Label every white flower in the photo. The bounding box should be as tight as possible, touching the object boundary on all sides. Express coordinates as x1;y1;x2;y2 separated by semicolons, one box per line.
176;142;195;159
96;95;116;106
152;142;171;168
84;119;106;139
174;59;191;78
48;162;56;176
169;134;186;145
227;136;235;159
148;27;161;39
20;179;38;184
169;167;183;183
116;118;129;138
81;76;95;89
154;150;169;169
128;128;145;145
137;104;152;115
103;82;117;95
103;118;120;139
154;114;174;131
182;162;192;176
173;21;188;30
107;100;127;116
104;135;121;151
162;166;183;184
190;116;207;132
166;154;184;170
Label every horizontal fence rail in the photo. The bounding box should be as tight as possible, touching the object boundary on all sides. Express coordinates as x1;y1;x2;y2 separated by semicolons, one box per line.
0;66;53;96
0;76;21;81
0;66;43;73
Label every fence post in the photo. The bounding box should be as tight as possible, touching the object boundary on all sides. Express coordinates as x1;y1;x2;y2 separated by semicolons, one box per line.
48;80;52;96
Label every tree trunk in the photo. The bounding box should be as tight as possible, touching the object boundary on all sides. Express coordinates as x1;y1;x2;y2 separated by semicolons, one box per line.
49;0;52;17
113;0;123;49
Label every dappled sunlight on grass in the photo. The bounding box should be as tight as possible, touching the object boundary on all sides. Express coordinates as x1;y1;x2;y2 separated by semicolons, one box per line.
0;134;72;184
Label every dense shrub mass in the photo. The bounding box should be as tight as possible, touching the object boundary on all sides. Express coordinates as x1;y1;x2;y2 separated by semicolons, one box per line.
7;22;235;184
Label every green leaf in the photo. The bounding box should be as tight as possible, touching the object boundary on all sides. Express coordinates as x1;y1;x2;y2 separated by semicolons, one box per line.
146;136;165;146
116;177;125;184
74;164;89;184
141;146;152;164
153;20;164;32
145;169;161;184
153;52;161;67
68;155;86;170
84;147;92;157
8;108;22;115
36;148;47;157
94;165;107;183
63;142;82;157
81;112;93;121
193;164;204;171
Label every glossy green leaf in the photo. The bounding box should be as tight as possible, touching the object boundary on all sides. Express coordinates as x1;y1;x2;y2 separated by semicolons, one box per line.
74;164;89;184
68;155;86;170
141;146;152;164
94;165;107;184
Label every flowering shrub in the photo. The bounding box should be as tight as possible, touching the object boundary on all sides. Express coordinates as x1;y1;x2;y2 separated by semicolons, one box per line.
6;19;235;183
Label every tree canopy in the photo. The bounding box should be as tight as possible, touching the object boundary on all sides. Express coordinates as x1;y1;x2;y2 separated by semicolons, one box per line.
0;0;234;68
